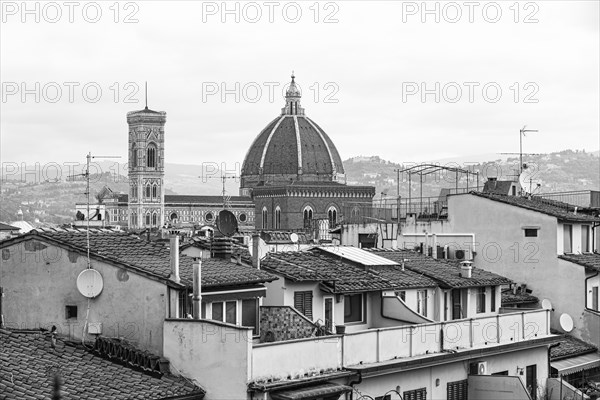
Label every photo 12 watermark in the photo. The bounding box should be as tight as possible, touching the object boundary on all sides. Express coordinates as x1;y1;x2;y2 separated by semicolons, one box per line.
1;1;140;23
201;81;339;103
1;82;143;104
401;82;540;104
401;1;539;24
200;1;339;23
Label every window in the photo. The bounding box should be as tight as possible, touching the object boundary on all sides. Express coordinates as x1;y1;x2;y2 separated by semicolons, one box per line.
492;371;509;376
242;299;259;336
328;207;337;226
395;290;406;301
582;225;590;252
238;213;247;222
147;144;156;168
225;301;237;324
152;212;158;226
477;287;486;313
131;145;137;168
417;290;428;317
491;286;496;312
145;184;151;199
592;286;599;311
447;380;467;400
404;388;427;400
344;293;365;323
212;302;223;321
524;228;538;237
275;207;281;229
262;207;268;229
152;184;158;199
205;212;214;223
563;224;573;253
303;206;313;228
65;305;78;320
145;213;151;226
294;291;313;319
170;212;178;221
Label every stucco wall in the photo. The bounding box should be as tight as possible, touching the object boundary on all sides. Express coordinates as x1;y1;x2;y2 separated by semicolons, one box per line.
163;319;251;400
0;239;168;355
354;346;549;400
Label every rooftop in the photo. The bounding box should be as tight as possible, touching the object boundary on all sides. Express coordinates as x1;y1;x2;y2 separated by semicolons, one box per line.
366;248;513;288
260;249;437;293
0;329;204;399
0;222;19;231
501;288;539;306
559;253;600;272
467;192;599;222
0;228;277;289
550;334;598;361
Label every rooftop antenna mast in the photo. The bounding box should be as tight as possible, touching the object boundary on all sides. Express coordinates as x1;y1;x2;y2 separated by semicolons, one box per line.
69;153;120;268
145;81;148;109
519;126;538;174
198;173;240;208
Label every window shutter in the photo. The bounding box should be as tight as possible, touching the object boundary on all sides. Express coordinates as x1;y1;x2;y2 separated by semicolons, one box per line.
447;380;467;400
304;291;313;320
294;292;304;313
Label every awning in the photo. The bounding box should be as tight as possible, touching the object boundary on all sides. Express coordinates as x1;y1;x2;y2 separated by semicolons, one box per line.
271;383;352;400
552;352;600;376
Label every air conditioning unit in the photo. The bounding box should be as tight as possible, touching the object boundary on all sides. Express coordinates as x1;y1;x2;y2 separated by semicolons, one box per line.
471;361;488;375
451;249;472;261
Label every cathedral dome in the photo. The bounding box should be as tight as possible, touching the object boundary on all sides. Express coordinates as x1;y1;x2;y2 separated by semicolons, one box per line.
240;74;345;190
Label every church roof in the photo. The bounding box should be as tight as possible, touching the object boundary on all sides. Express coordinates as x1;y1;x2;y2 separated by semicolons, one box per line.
241;75;345;188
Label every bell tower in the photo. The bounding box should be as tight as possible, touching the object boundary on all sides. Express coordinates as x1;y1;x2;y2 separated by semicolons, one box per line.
127;104;166;229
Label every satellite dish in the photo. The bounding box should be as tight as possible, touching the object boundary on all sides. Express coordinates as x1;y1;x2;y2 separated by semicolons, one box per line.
541;299;553;310
216;210;238;237
559;313;574;332
519;171;542;195
290;233;299;243
248;236;269;260
77;269;104;298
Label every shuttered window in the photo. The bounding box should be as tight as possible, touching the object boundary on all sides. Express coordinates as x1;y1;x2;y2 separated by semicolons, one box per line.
404;388;427;400
294;291;313;320
447;380;468;400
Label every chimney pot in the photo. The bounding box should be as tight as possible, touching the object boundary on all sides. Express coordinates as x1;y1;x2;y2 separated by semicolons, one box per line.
170;233;180;283
460;260;472;278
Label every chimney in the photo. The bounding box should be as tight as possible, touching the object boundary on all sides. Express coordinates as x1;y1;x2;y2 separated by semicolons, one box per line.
212;237;233;260
401;259;407;271
192;257;202;319
432;234;437;259
169;230;180;284
252;233;261;269
460;261;472;278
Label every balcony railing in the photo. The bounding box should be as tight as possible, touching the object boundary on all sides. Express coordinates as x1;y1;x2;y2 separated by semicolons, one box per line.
250;309;551;381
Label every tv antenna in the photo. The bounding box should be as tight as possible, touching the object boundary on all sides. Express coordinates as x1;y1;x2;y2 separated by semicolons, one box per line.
518;126;538;174
199;173;240;208
68;152;120;269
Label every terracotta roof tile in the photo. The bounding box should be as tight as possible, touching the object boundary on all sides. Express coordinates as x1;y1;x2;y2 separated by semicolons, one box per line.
468;192;599;222
0;229;276;288
559;253;600;272
0;329;204;399
366;248;513;288
261;249;437;293
550;335;598;360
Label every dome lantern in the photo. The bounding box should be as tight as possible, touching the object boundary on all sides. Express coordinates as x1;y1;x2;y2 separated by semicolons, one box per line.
281;72;304;116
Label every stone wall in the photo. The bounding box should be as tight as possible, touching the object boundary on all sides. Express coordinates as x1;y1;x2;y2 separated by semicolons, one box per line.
259;306;322;342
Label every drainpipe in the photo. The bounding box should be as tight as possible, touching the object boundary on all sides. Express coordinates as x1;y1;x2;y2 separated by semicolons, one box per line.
192;257;202;319
432;234;438;259
348;372;363;400
548;342;560;379
169;231;180;284
252;233;261;269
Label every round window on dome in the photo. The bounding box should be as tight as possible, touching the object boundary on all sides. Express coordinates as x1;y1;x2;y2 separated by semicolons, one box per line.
238;213;247;222
205;212;214;223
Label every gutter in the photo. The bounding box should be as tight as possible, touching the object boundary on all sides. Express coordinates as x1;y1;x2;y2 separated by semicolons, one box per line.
548;342;561;378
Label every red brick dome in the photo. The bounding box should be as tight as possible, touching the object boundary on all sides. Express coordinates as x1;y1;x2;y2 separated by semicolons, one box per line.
240;74;345;190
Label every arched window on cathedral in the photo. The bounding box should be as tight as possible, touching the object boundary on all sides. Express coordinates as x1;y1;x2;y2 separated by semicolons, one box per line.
303;206;313;228
327;207;337;226
152;212;158;226
145;213;151;226
275;206;281;230
131;144;137;168
130;212;137;226
262;207;268;229
145;184;151;199
147;144;157;168
152;184;158;199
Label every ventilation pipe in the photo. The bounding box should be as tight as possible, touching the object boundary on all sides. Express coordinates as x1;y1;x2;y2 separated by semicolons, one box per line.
432;234;438;259
192;257;202;319
460;261;473;278
169;230;180;284
252;233;261;269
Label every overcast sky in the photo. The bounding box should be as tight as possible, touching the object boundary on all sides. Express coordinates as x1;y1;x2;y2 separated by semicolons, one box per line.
1;0;599;173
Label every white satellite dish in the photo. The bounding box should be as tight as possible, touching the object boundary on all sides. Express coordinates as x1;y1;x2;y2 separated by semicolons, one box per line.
541;299;553;310
77;269;104;298
290;233;299;243
248;237;269;260
518;171;542;195
559;313;574;332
